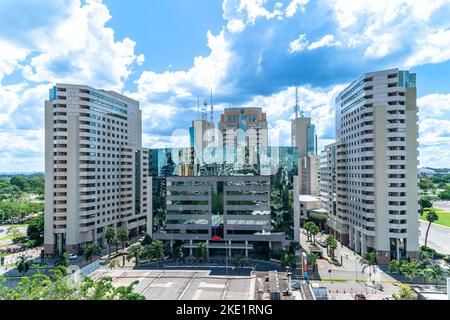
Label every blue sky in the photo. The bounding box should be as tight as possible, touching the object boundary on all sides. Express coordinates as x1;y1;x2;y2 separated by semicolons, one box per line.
0;0;450;172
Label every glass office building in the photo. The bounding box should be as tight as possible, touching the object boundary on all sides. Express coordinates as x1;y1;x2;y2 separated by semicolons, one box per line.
146;146;297;257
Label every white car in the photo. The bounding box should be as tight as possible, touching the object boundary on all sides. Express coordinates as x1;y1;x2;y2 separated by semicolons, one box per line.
68;254;78;260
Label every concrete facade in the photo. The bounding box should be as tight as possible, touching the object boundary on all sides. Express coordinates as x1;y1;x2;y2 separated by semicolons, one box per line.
219;107;268;148
321;69;419;262
44;84;150;255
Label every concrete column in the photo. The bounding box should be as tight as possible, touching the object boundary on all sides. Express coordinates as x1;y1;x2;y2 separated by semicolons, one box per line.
396;239;400;260
189;240;193;257
228;240;232;257
355;230;361;254
349;227;354;249
245;241;249;259
206;240;210;260
361;234;367;256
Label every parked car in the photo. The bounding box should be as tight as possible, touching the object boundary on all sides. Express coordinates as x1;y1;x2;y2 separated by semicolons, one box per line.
354;294;366;300
68;254;78;260
382;296;395;300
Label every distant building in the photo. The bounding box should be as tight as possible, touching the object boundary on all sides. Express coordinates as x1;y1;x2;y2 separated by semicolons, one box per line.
219;107;268;148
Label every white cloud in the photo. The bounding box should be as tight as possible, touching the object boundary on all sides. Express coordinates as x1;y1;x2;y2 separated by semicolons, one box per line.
288;34;308;53
134;29;231;102
227;19;246;33
404;29;450;67
0;39;29;82
418;93;450;119
18;0;142;91
222;0;283;25
308;34;342;50
285;0;309;17
331;0;450;65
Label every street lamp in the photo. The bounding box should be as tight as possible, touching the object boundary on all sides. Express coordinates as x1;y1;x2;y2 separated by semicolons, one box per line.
286;266;292;295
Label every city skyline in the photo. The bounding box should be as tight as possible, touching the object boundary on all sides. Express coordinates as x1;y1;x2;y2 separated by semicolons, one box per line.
1;0;450;172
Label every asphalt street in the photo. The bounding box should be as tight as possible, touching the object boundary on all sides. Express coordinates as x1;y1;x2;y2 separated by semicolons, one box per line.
419;221;450;255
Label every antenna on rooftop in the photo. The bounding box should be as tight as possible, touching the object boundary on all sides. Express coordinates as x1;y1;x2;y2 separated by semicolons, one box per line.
197;96;200;120
210;88;214;123
294;85;304;118
202;99;208;121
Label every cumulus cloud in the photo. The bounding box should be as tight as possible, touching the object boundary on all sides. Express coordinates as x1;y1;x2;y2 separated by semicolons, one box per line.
288;34;308;53
2;0;450;171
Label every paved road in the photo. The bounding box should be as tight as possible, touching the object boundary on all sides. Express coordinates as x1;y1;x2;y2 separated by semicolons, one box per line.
433;201;450;212
419;221;450;255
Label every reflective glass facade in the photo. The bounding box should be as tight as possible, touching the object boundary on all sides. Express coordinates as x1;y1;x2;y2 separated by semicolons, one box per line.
147;146;298;247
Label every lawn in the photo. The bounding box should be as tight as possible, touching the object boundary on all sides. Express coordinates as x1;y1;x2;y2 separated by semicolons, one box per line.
421;208;450;228
0;234;16;241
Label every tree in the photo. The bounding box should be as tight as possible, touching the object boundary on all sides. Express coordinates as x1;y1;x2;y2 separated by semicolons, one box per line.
280;251;296;269
421;264;444;285
305;222;319;244
16;256;31;276
360;251;376;281
141;234;152;246
309;224;319;244
176;246;186;263
107;258;120;270
419;198;432;215
104;226;116;257
325;235;338;259
113;237;120;254
85;243;101;262
0;266;144;300
197;242;208;263
308;213;328;231
117;228;129;250
388;259;403;273
438;189;450;200
149;240;165;269
424;209;439;248
26;214;44;245
233;254;243;268
399;260;420;283
308;253;319;272
396;284;416;300
55;252;70;267
127;243;143;267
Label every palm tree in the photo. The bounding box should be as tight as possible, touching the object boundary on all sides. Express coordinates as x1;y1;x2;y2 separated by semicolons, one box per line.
308;223;319;245
325;235;338;259
127;243;143;267
304;222;316;242
399;260;420;284
308;253;319;272
117;228;129;250
360;251;376;281
85;243;101;262
388;259;403;273
197;242;208;263
150;240;165;269
424;209;438;248
177;246;185;264
104;226;116;257
108;258;120;270
16;256;31;276
55;252;70;267
113;237;120;254
233;254;243;268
